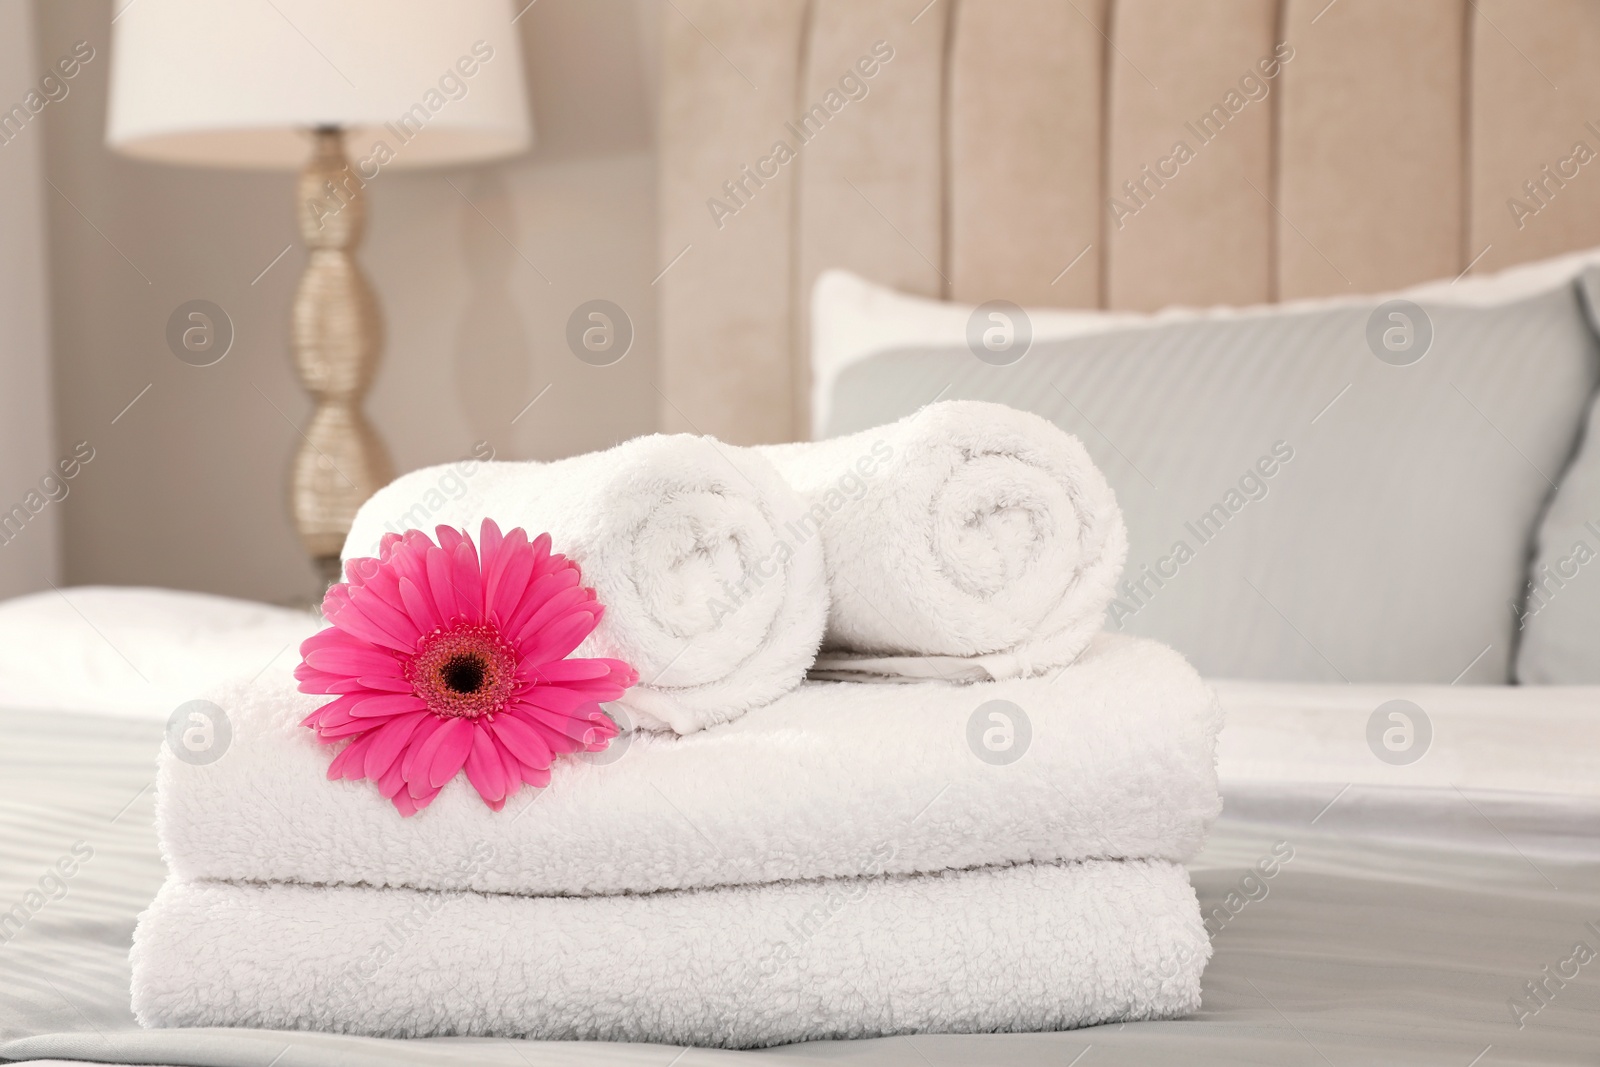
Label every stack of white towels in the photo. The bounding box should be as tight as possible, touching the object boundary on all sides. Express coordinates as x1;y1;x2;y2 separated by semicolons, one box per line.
131;401;1222;1048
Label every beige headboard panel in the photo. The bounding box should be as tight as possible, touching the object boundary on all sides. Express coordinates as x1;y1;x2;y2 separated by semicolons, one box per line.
659;0;1600;444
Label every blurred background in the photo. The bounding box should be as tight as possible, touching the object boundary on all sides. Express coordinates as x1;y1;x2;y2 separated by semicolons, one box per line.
1;0;660;604
5;0;1600;674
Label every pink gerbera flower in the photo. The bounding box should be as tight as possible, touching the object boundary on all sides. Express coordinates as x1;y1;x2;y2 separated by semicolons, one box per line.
295;519;637;816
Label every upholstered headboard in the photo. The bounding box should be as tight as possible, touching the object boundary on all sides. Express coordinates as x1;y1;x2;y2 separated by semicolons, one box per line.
658;0;1600;444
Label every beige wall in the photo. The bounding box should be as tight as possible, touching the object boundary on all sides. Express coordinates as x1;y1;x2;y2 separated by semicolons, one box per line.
37;0;660;605
0;0;58;600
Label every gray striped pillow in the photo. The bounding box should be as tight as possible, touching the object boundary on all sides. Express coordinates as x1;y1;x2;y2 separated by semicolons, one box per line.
825;278;1600;683
1517;271;1600;683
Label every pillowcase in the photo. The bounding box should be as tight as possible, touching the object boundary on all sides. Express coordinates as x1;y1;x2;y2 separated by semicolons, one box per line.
811;247;1600;439
1516;270;1600;683
817;268;1600;684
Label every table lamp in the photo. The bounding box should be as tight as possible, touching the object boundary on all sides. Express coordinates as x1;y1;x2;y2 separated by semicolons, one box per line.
106;0;532;584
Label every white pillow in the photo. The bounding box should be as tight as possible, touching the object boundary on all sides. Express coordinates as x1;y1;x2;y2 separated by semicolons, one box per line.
0;586;320;719
811;247;1600;439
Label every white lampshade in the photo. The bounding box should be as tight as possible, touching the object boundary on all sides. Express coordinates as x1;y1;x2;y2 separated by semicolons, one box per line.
107;0;532;169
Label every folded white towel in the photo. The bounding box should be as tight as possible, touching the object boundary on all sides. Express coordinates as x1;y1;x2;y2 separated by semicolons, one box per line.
131;859;1209;1047
760;400;1127;682
343;435;828;734
158;633;1219;896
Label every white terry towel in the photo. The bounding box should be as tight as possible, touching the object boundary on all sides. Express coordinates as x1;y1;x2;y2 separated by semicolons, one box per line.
132;859;1209;1047
158;633;1220;897
343;435;827;735
759;400;1128;682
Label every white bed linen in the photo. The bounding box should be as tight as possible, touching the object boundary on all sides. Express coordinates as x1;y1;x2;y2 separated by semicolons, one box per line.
1213;678;1600;798
0;586;318;718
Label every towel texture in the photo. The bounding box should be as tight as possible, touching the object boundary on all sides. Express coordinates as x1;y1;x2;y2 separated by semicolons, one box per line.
760;400;1127;682
157;633;1220;896
342;435;828;734
131;859;1208;1048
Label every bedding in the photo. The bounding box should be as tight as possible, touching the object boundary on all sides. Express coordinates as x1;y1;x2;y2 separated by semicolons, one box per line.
0;585;317;718
815;270;1600;685
3;685;1597;1064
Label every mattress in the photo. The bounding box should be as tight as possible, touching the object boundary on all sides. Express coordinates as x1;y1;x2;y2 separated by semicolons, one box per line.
2;684;1598;1065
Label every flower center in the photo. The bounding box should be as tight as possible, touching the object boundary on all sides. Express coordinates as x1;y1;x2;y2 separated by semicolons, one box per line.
441;655;487;694
407;623;517;719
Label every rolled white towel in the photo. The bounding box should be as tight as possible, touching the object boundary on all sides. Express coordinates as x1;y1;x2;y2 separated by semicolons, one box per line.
132;859;1209;1047
158;633;1219;897
760;400;1127;681
343;435;827;734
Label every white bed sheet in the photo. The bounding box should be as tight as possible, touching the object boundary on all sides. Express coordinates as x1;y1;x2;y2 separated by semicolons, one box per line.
0;586;318;719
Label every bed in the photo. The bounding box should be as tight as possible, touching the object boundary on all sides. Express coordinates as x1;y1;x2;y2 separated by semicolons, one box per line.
1;590;1597;1065
7;0;1600;1062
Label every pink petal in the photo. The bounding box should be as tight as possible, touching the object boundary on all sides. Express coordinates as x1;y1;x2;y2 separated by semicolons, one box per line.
478;518;505;566
518;701;610;745
324;599;414;654
321;581;354;614
516;684;592;715
302;692;366;727
529;532;552;569
352;565;406;613
304;644;403;678
490;713;554;770
463;726;508;803
452;540;485;623
531;658;618;683
491;732;525;786
298;626;351;657
346;585;423;650
363;711;429;780
342;554;382;587
377;756;409;799
513;585;594;646
435;525;467;554
426;545;459;624
356;674;415;693
401;716;447;782
519;610;599;666
582;705;622;747
507;705;586;753
319;676;379;695
420;716;474;790
385;536;433;596
397;575;441;637
484;529;534;626
348;693;428;719
504;568;580;637
518;661;633;701
317;714;395;739
393;784;440;817
328;733;377;780
295;662;333;688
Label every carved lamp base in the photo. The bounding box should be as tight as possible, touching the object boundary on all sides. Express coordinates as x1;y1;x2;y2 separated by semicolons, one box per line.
290;127;393;588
